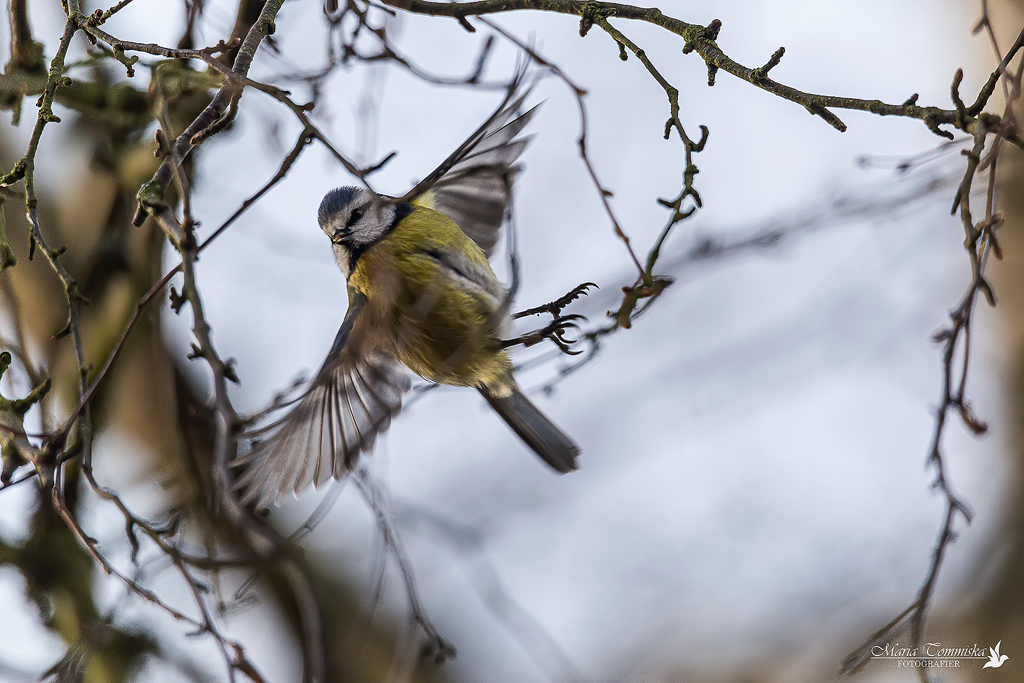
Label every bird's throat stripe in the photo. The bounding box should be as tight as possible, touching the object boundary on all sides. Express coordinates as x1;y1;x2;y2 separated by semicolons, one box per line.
347;201;414;273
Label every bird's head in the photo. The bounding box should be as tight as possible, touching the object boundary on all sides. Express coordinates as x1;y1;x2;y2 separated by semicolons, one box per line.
318;186;397;277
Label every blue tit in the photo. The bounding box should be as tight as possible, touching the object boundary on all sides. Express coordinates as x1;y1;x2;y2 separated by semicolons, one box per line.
237;83;579;508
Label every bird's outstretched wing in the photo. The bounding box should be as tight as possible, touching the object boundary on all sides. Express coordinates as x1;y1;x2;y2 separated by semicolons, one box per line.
234;294;411;509
401;74;538;256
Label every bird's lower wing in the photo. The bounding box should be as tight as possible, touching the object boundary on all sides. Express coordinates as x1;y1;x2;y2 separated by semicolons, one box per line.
234;296;411;509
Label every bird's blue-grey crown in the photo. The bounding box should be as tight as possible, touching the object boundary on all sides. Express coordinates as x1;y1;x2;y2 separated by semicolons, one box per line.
318;186;358;227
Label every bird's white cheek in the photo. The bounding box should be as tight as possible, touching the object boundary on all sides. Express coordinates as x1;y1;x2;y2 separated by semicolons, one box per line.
332;244;351;278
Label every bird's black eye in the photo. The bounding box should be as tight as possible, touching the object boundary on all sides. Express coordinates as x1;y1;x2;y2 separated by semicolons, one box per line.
347;209;363;227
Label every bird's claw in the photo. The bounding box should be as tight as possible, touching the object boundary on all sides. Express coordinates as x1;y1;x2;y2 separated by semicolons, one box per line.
506;282;597;355
512;282;598;320
502;313;587;355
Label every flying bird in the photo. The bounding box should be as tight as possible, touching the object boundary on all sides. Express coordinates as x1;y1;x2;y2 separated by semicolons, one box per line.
236;78;583;509
983;641;1008;669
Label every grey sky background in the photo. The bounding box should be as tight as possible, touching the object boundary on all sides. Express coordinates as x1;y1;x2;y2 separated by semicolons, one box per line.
0;1;1015;682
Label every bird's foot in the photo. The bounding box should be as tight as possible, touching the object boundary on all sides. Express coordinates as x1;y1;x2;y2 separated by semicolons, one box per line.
512;281;598;320
506;282;597;355
501;314;586;355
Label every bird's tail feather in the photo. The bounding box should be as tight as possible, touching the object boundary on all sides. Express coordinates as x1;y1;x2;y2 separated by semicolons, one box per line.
481;384;579;473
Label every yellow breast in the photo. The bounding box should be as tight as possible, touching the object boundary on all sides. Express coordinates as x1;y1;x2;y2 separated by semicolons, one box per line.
348;206;513;390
